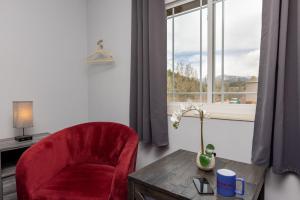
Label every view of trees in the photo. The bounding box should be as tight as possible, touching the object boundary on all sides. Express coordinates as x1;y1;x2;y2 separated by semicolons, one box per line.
168;62;258;104
167;62;207;102
167;62;207;92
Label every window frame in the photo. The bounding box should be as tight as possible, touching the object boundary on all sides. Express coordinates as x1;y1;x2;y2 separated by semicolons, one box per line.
166;0;258;121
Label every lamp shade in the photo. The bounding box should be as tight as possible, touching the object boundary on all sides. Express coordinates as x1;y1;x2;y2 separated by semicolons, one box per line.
13;101;33;128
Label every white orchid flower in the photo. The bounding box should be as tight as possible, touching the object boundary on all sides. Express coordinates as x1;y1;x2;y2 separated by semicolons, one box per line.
170;115;178;123
171;104;210;129
179;104;186;111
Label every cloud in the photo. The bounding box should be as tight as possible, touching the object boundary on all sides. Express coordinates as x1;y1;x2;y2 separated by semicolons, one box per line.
222;49;260;77
223;0;262;50
167;0;262;77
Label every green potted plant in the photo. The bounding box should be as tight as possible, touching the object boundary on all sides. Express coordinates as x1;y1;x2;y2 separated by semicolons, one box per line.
171;104;215;171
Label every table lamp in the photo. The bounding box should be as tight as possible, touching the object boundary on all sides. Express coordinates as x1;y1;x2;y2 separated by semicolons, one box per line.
13;101;33;142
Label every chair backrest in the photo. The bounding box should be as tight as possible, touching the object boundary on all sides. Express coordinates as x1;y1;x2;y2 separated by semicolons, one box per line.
58;122;137;166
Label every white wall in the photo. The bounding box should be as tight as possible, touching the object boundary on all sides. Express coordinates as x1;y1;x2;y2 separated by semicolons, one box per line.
0;0;89;138
137;118;254;168
86;1;300;200
87;0;132;125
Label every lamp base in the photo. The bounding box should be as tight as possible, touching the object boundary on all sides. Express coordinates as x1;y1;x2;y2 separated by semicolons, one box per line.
15;135;33;142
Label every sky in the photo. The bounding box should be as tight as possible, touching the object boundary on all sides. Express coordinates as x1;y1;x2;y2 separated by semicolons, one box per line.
167;0;263;78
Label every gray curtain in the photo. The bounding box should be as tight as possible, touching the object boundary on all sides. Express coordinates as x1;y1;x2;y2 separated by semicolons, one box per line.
252;0;300;175
130;0;169;146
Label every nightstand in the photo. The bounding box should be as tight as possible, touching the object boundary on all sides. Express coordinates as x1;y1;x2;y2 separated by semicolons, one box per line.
0;133;49;200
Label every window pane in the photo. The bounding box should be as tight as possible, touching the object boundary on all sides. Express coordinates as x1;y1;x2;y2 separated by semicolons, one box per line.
223;0;262;104
213;94;221;103
167;18;173;103
174;93;202;103
214;0;223;95
174;0;200;15
166;9;173;17
201;7;208;102
168;0;207;16
167;0;261;106
174;10;202;103
224;94;246;104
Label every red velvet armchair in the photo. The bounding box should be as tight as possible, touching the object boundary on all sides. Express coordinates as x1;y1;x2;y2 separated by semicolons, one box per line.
16;122;138;200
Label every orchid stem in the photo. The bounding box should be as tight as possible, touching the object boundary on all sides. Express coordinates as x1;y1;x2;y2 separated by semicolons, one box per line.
180;107;205;154
200;111;204;154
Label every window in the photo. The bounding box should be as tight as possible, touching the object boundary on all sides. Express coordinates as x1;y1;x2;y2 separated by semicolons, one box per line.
167;0;262;120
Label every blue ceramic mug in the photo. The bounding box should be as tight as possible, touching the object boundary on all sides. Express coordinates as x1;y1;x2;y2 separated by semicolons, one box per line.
217;169;245;197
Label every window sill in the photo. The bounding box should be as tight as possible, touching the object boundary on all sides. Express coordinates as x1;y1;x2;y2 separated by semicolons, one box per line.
168;112;254;122
168;102;255;122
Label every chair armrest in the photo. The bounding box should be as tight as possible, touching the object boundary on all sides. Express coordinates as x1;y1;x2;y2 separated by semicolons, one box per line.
16;133;71;200
109;133;138;200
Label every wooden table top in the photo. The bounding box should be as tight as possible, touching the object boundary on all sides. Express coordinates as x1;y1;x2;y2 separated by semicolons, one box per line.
129;149;267;200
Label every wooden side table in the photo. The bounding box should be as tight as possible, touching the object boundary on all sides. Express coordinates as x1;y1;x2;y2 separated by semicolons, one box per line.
128;149;267;200
0;133;49;200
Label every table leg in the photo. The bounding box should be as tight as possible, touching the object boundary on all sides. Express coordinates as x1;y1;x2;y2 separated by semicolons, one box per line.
128;180;135;200
258;184;265;200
